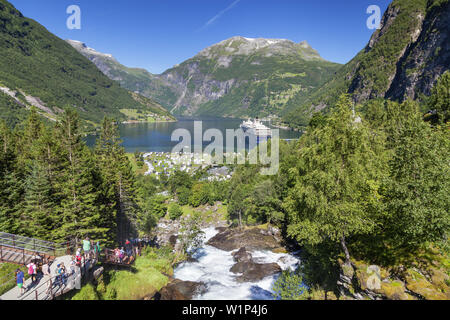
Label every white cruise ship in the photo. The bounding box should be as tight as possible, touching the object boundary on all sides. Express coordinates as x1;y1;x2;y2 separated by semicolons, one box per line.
240;118;272;137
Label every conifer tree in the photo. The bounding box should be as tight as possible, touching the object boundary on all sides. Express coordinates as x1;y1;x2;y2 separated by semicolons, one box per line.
22;161;56;240
95;117;139;244
54;110;109;242
0;120;22;234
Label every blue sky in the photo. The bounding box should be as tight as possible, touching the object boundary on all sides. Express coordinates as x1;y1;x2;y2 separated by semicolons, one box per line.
9;0;391;74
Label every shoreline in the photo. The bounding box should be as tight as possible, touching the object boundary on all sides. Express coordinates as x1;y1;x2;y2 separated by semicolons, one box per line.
121;119;178;124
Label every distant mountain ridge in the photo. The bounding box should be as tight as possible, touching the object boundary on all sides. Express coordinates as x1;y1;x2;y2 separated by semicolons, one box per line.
68;36;341;119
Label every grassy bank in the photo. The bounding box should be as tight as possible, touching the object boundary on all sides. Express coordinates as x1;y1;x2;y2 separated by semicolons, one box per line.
126;153;148;176
180;203;228;223
68;246;175;300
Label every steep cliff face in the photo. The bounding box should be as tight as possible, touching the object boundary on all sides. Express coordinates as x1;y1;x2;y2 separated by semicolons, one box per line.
284;0;449;127
386;0;450;100
350;0;450;103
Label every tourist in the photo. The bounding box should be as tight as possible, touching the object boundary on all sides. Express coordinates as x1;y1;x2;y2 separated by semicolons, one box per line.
135;245;140;257
95;241;101;260
26;261;37;284
58;263;67;286
15;269;26;297
41;261;52;294
75;249;82;268
82;237;91;260
119;247;125;263
55;264;61;285
114;248;120;263
125;239;133;257
69;256;77;275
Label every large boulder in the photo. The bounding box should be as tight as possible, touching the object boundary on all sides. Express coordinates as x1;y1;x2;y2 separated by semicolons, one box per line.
207;227;281;251
158;279;207;300
230;260;282;282
232;247;252;263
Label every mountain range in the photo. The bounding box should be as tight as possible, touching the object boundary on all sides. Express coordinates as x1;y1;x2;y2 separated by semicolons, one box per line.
68;37;341;121
1;0;448;130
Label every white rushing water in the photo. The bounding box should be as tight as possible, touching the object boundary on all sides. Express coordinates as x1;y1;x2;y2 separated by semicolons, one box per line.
174;227;300;300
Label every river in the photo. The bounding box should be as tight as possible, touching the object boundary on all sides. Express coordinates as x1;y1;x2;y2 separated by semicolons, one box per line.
173;227;301;300
85;117;302;153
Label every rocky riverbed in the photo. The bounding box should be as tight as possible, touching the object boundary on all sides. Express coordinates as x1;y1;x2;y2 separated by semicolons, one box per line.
155;225;300;300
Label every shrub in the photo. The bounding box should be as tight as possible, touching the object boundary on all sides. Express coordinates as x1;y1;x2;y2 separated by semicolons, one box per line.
168;203;183;220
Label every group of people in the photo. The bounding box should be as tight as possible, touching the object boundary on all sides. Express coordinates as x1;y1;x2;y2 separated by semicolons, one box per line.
14;260;39;297
12;236;150;298
81;237;101;261
13;237;101;298
111;239;138;264
14;259;71;298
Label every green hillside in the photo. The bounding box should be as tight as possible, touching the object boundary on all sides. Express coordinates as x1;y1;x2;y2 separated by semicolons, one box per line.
0;0;174;131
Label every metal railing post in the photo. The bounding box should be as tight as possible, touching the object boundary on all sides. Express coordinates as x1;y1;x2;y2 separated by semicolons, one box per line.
22;248;25;265
35;289;38;300
12;235;15;248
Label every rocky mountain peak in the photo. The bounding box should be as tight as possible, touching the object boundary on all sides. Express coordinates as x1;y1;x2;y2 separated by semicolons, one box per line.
66;39;117;62
196;36;323;60
298;40;311;48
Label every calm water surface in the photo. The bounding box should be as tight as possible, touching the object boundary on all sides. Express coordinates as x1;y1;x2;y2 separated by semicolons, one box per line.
86;117;301;153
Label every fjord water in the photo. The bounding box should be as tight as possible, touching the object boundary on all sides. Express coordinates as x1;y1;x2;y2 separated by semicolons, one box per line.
86;117;301;153
174;227;300;300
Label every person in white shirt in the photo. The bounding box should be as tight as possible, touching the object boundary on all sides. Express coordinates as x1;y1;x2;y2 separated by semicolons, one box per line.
41;261;52;294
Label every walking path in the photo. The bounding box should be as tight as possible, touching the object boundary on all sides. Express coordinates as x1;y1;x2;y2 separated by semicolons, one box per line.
0;232;140;300
0;255;96;300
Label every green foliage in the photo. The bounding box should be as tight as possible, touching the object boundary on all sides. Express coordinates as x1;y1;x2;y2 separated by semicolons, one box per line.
168;170;193;195
146;195;168;219
272;270;310;300
176;186;192;206
0;109;140;247
189;182;212;207
284;95;386;261
308;112;328;129
428;71;449;125
178;211;206;256
71;283;100;300
168;203;183;221
94;117;140;245
381;99;450;251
